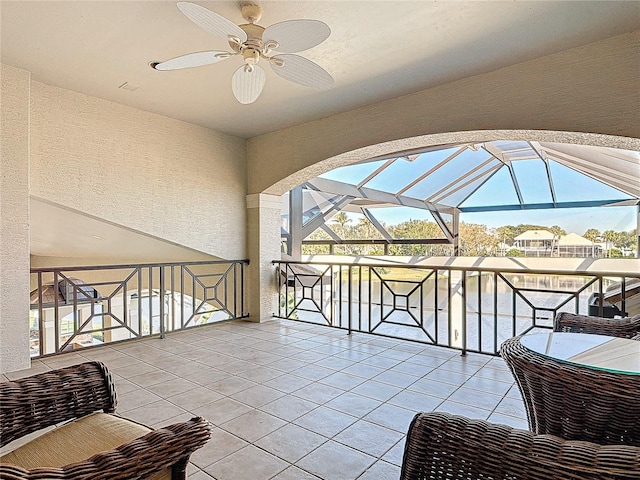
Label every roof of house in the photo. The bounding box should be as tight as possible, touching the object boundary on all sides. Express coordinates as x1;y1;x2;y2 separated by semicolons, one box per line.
557;233;595;246
514;230;556;241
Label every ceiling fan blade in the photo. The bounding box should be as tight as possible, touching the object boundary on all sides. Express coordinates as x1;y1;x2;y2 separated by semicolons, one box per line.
152;50;234;71
231;64;266;104
177;2;247;43
270;54;334;89
263;19;330;53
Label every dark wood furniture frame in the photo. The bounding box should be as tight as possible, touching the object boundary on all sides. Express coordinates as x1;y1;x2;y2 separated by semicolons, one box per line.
0;361;211;479
500;335;640;447
400;412;640;479
554;312;640;340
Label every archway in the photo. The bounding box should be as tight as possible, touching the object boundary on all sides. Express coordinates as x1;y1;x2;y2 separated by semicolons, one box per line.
247;130;639;322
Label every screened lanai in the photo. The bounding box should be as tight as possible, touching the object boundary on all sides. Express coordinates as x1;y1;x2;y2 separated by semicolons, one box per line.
282;141;640;258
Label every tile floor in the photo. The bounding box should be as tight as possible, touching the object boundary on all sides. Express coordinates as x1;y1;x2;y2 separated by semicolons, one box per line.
3;319;528;480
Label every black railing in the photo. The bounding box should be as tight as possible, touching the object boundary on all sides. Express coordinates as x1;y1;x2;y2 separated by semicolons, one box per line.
30;260;248;358
275;259;639;356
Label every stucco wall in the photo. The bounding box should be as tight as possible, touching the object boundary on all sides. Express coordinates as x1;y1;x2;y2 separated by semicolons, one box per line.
30;81;247;259
248;31;640;195
0;65;31;373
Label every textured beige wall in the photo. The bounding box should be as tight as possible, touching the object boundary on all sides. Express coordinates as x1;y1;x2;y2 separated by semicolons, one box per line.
0;65;31;373
248;31;640;195
30;81;247;259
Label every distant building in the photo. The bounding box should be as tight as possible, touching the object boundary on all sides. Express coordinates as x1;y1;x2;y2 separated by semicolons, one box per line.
512;230;601;257
513;230;556;257
556;233;601;257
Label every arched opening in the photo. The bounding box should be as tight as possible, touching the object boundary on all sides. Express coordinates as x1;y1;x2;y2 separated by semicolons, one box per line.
259;130;639;352
274;132;639;260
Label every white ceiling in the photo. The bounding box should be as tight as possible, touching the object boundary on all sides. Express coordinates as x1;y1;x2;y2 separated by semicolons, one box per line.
2;1;639;139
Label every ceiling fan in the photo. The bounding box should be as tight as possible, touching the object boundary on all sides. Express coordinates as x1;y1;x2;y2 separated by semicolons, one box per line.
151;2;334;104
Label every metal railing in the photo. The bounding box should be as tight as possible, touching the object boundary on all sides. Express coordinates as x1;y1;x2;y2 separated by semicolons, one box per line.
30;260;249;358
275;259;639;356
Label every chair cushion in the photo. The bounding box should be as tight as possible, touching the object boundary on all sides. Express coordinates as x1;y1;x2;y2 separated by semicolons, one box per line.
0;413;170;480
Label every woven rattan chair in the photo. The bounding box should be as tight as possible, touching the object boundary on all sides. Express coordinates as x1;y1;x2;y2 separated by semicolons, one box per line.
399;412;640;480
0;361;212;480
500;335;640;446
554;311;640;340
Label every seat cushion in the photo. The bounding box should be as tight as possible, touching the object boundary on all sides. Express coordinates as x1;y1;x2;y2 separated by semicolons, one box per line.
0;413;170;480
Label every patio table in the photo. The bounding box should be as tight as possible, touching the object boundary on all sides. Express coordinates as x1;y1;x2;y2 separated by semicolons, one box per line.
500;332;640;446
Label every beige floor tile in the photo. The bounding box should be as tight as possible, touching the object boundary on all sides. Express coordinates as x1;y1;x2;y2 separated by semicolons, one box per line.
117;388;163;413
123;399;187;426
294;406;357;437
324;392;382;418
259;395;320;422
145;377;199;398
357;460;401;480
263;373;313;393
204;445;288;480
270;466;321;480
219;409;287;442
166;386;224;411
190;428;249;469
192;397;253;425
334;420;403;457
255;423;326;463
230;384;285;407
363;403;416;433
296;440;375;480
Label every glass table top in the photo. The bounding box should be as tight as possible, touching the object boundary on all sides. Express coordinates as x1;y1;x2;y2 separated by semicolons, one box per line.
520;332;640;375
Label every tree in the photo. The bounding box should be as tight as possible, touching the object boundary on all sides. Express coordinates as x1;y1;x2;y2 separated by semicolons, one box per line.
495;225;519;245
548;225;566;237
459;222;499;256
388;219;450;256
332;212;351;229
583;228;601;242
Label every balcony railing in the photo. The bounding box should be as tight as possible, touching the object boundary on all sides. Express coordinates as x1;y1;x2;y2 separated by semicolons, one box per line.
30;260;249;358
275;258;639;356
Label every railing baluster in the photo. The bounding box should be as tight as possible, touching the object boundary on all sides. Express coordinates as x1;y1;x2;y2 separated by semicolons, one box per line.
37;272;44;357
159;266;165;339
53;271;60;354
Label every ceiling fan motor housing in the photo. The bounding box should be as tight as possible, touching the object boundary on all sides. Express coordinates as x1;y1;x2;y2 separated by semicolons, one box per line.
238;23;267;65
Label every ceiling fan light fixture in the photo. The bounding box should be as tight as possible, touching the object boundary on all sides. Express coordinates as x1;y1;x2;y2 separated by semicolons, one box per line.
153;2;335;105
243;48;260;65
232;64;265;104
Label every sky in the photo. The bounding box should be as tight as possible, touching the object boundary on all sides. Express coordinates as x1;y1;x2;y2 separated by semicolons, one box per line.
318;144;638;235
346;205;636;235
463;206;636;234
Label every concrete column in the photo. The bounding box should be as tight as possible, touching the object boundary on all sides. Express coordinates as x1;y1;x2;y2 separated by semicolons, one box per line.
288;186;303;259
246;193;282;322
0;65;31;373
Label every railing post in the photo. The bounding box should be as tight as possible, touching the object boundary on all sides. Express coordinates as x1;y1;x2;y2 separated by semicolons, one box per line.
37;271;44;357
159;266;166;339
347;265;352;335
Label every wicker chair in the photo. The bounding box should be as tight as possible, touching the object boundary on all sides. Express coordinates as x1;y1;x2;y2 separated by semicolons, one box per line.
399;412;640;480
0;361;212;480
554;311;640;340
500;335;640;446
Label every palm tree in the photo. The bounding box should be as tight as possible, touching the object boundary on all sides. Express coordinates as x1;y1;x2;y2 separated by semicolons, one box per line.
332;212;351;228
